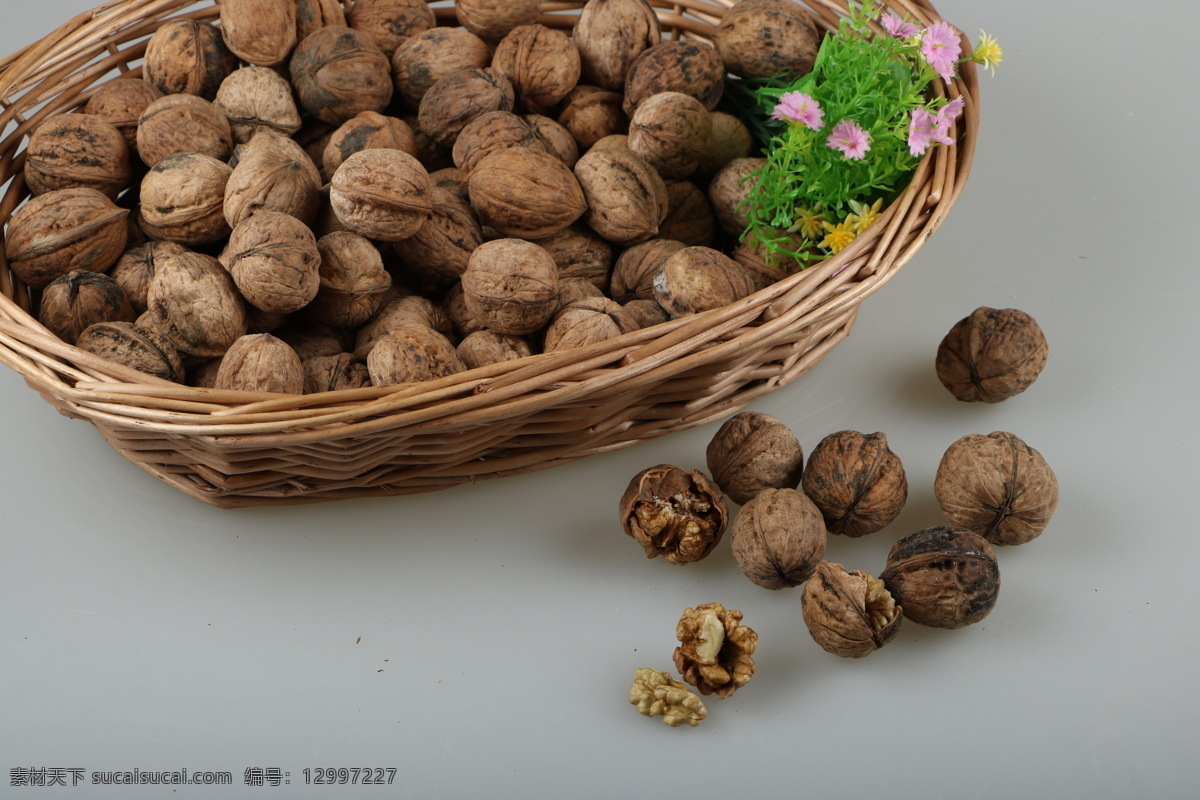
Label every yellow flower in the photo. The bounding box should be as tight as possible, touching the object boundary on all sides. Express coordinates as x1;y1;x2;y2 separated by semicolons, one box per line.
972;31;1003;75
845;198;883;235
789;206;827;240
819;220;857;254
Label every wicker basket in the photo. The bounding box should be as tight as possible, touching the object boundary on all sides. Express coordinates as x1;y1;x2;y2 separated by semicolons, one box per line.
0;0;978;508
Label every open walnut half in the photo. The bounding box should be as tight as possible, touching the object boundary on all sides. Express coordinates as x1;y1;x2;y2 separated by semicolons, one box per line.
619;465;728;565
801;561;903;658
673;603;758;698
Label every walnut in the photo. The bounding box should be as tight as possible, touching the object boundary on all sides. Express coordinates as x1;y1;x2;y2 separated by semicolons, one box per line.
556;85;627;151
879;527;1000;629
136;93;232;168
455;0;539;44
214;66;303;144
390;27;491;108
543;297;638;353
213;333;304;393
653;246;756;318
308;231;392;327
467;148;586;240
443;283;487;339
296;0;347;41
143;19;236;99
366;324;465;386
622;299;669;330
322;112;418;180
801;431;908;537
730;488;827;590
303;353;372;394
220;0;297;67
935;432;1059;547
801;561;903;657
629;668;707;728
456;330;533;370
417;68;516;148
355;294;454;360
524;115;580;169
534;225;613;290
492;25;582;114
225;211;321;314
147;252;247;358
709;157;766;236
83;79;162;155
224;133;323;228
138;153;231;246
573;0;661;91
391;187;482;287
452;111;546;175
659;181;717;247
627;93;711;180
713;0;821;80
706;411;804;506
328;148;431;241
429;167;469;203
289;25;393;125
187;358;223;388
936;307;1049;403
277;322;350;362
609;238;684;303
37;270;135;345
673;603;757;697
76;321;184;382
697;111;755;177
24;113;131;199
574;147;667;244
556;276;605;309
461;238;559;336
5;188;128;289
619;464;728;565
623;40;725;115
587;134;629;153
109;240;188;314
346;0;436;57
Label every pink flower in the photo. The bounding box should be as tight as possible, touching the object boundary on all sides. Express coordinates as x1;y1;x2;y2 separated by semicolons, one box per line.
827;119;870;160
907;107;937;157
881;12;921;38
938;96;965;128
771;91;825;131
921;21;962;81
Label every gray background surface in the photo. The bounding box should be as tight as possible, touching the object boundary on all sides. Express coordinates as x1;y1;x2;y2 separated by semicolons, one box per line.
2;1;1196;798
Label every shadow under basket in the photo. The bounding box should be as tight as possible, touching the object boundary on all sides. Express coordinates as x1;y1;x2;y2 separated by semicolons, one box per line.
0;0;979;507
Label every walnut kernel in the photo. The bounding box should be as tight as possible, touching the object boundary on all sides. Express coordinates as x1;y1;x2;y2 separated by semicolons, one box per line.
673;603;757;697
618;464;728;565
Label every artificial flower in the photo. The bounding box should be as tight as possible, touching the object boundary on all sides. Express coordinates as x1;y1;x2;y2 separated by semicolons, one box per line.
920;21;962;82
972;30;1003;74
938;96;965;128
820;220;857;254
845;198;883;234
907;107;937;156
771;91;825;131
826;119;871;160
880;12;921;39
788;206;828;240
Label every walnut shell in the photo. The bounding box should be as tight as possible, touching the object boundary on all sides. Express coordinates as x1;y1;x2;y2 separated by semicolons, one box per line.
802;561;903;657
451;111;546;175
628;92;712;179
38;270;135;345
322;112;418;180
224;133;323;228
417;68;516;148
308;231;393;327
136;93;233;167
429;167;469;202
713;0;821;80
143;19;237;99
83;79;162;155
329;148;431;241
347;0;436;57
660;180;717;247
879;527;1000;629
138;153;231;246
354;294;455;360
461;238;559;336
619;464;729;565
109;240;189;314
709;157;766;236
214;66;303;144
935;432;1059;546
653;246;756;318
524;114;580;168
226;211;321;314
213;333;304;393
533;224;614;290
574;146;667;244
220;0;297;67
623;40;725;115
455;0;539;43
303;353;371;393
467;148;586;240
147;252;247;358
609;238;685;302
936;307;1049;403
296;0;347;41
277;322;351;362
573;0;661;91
673;603;757;697
76;320;184;382
622;298;669;330
731;488;827;590
24;113;131;199
556;85;627;150
802;431;908;537
443;283;487;339
697;111;755;177
366;324;465;386
5;188;129;289
707;412;804;506
456;330;534;370
391;188;482;286
390;27;492;108
289;25;394;125
555;276;605;309
543;297;638;353
492;24;582;113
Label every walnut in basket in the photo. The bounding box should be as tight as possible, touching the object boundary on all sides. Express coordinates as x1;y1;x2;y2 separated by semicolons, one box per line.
225;211;321;315
573;0;661;91
83;79;162;156
303;353;372;394
451;111;547;175
659;181;717;248
534;225;613;290
366;324;465;386
709;157;767;236
391;27;492;108
136;94;233;167
109;241;189;315
214;66;303;144
24;113;131;200
417;68;516;148
76;321;184;383
574;146;667;244
467;148;586;240
296;0;346;42
524;114;580;168
220;0;297;67
38;270;136;345
456;330;534;370
5;187;128;289
609;238;685;303
309;231;393;327
346;0;436;57
354;294;456;360
623;40;725;115
627;92;712;180
214;333;304;394
696;112;754;178
543;297;638;354
491;25;582;114
461;238;559;336
225;132;323;228
328;149;431;242
455;0;539;44
557;85;627;151
143;19;237;100
653;246;757;318
391;187;483;287
290;25;394;125
713;0;822;81
139;152;231;246
146;252;247;359
322;112;418;179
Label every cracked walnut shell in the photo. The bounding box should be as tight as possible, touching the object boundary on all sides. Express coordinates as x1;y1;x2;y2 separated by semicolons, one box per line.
879;526;1000;629
731;488;826;590
618;464;728;566
629;668;707;728
673;603;757;698
801;561;903;658
802;431;908;537
936;307;1049;403
706;411;805;506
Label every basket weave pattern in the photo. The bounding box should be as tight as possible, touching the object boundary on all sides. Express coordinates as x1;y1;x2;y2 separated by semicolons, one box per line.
0;0;978;507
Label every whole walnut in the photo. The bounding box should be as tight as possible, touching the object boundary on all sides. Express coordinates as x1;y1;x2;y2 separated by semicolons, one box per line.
936;307;1049;403
220;0;297;67
534;225;613;290
713;0;821;80
322;112;418;179
76;320;184;383
653;246;756;318
346;0;436;57
5;188;128;289
443;283;487;339
136;94;232;167
659;181;717;247
455;0;539;43
628;92;712;179
390;27;491;108
366;324;465;386
329;148;431;241
214;333;304;394
461;238;559;336
143;19;237;99
38;270;135;345
610;238;685;302
354;294;455;360
588;133;629;153
391;187;482;286
277;322;351;362
706;411;804;506
451;111;546;175
622;299;669;330
109;240;188;314
731;488;827;590
802;431;908;537
524;115;580;168
303;353;372;393
417;68;516;148
623;40;725;115
879;526;1000;629
290;25;393;125
224;133;322;228
214;66;303;144
226;211;321;314
308;231;393;327
935;432;1059;547
709;157;766;236
801;561;903;657
147;252;246;358
574;147;667;244
429;167;469;202
619;464;729;565
573;0;661;91
83;79;162;155
556;277;605;309
138;152;231;246
492;25;582;114
24;113;130;200
557;85;627;151
673;603;757;697
467;148;586;240
296;0;347;41
696;111;755;177
456;330;533;370
543;297;638;353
